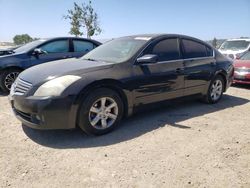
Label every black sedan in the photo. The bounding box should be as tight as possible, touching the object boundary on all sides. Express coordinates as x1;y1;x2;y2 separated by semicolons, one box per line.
9;34;234;135
0;37;101;92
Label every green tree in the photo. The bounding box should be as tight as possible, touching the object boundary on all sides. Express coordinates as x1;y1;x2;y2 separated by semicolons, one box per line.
81;0;102;38
212;37;217;48
64;1;102;38
13;34;33;45
63;2;83;37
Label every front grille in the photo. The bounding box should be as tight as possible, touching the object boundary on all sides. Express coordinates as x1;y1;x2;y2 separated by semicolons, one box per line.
14;108;32;121
223;54;234;59
13;78;32;95
234;67;250;73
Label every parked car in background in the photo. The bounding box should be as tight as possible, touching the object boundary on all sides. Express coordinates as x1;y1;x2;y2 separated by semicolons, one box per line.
9;34;234;135
0;37;101;92
0;49;14;56
219;38;250;59
233;51;250;84
0;46;20;56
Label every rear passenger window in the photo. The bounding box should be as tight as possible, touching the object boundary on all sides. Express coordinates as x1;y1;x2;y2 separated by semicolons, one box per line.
144;38;180;61
73;40;95;52
182;39;207;58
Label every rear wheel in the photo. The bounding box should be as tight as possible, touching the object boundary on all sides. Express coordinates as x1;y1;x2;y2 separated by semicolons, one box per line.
0;69;21;93
203;75;225;104
78;88;124;135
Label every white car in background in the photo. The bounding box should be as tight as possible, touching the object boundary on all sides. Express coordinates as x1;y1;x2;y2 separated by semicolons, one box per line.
219;38;250;59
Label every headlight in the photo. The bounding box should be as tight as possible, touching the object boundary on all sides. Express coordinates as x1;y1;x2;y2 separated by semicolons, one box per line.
34;75;81;97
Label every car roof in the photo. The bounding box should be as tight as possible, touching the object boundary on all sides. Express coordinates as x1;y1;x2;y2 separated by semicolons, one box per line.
226;38;250;41
121;33;207;41
119;34;213;47
38;37;102;44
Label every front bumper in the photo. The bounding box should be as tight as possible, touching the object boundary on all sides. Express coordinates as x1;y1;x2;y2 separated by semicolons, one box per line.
9;94;78;130
233;73;250;84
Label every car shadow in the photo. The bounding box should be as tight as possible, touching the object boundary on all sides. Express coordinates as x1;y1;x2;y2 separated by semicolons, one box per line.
0;89;8;97
22;94;249;149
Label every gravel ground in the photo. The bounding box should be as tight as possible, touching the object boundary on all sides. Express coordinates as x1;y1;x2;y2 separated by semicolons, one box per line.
0;85;249;188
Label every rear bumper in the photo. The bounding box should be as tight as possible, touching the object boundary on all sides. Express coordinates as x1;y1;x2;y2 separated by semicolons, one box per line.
9;94;78;130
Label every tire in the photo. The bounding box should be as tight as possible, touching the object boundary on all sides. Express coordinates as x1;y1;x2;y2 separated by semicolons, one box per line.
78;88;124;135
203;75;225;104
0;69;21;93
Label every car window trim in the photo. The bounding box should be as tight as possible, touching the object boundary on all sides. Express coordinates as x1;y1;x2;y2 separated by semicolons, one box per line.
134;37;215;65
151;53;215;64
150;59;184;65
27;39;70;55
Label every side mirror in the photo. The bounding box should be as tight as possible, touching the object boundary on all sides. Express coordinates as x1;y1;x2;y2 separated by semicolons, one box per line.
136;54;158;64
32;48;46;56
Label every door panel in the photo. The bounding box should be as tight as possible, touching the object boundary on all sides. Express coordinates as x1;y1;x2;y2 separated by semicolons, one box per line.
132;60;184;105
30;52;73;67
184;57;215;87
181;38;216;95
131;37;185;105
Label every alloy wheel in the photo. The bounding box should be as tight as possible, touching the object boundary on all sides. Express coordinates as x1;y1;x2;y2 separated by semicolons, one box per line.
88;97;119;129
210;79;223;101
4;72;19;91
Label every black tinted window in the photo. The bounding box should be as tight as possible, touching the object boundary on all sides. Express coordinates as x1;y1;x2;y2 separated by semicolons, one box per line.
182;39;207;58
144;38;180;61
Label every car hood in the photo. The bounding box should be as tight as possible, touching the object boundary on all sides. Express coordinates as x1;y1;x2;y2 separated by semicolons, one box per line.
234;60;250;68
19;58;114;85
219;49;246;55
0;52;25;63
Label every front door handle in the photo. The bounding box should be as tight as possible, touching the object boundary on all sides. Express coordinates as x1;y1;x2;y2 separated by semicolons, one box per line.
63;55;73;59
210;62;216;66
176;68;184;73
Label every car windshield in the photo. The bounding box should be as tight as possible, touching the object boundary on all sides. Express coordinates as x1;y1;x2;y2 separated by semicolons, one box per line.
220;40;250;51
240;51;250;60
14;39;47;53
82;37;150;63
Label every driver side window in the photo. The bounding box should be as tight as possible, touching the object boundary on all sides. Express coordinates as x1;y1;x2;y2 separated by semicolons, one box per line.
143;38;181;62
40;40;69;53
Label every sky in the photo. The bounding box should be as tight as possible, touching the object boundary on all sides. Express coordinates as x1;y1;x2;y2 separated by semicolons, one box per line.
0;0;249;42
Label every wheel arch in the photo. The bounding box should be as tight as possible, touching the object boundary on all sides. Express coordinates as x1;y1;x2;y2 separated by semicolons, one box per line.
0;66;24;73
74;79;131;118
214;70;227;92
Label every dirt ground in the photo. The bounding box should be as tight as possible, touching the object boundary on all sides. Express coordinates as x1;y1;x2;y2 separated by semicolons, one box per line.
0;85;249;188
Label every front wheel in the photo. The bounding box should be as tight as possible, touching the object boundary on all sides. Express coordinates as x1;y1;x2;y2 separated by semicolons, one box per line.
203;75;225;104
78;88;124;135
0;69;21;93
